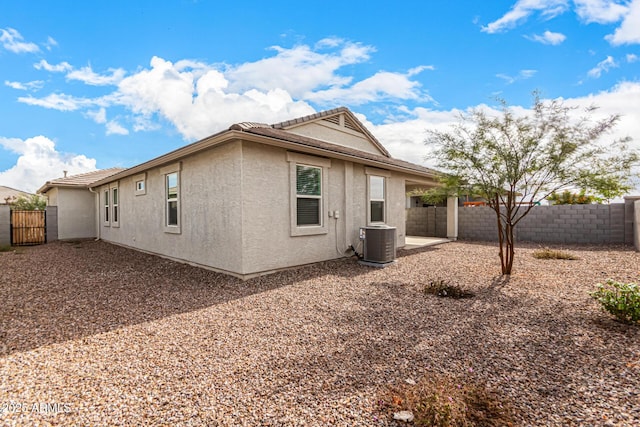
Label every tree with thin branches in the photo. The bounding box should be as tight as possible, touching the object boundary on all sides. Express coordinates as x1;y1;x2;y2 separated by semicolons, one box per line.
426;94;638;276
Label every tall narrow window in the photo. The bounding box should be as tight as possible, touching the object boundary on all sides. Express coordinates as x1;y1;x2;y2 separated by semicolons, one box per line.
296;165;322;226
104;189;110;224
287;152;330;236
166;172;179;227
112;187;119;225
369;175;385;223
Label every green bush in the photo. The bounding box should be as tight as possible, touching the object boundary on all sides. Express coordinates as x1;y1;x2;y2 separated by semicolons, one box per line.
590;279;640;324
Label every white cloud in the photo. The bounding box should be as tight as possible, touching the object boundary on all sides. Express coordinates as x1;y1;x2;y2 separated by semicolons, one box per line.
587;55;619;78
85;108;107;124
0;135;96;193
306;70;429;105
34;59;72;72
573;0;629;24
4;80;44;91
606;0;640;45
226;40;373;97
365;83;640;196
0;28;39;53
66;65;126;86
115;56;315;140
14;41;430;143
18;93;99;111
105;121;129;135
526;30;567;44
496;69;538;84
627;53;639;62
45;36;58;51
482;0;569;33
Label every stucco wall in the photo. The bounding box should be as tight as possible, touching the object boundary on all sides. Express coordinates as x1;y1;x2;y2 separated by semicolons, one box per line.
96;138;414;277
287;121;386;156
239;142;409;274
55;188;96;239
99;141;245;275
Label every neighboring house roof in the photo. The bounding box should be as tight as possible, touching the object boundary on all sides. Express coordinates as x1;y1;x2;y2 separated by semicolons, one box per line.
89;107;439;188
38;168;126;194
0;185;33;204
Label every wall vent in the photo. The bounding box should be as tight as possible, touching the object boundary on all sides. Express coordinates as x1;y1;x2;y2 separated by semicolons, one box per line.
323;115;340;125
344;115;359;132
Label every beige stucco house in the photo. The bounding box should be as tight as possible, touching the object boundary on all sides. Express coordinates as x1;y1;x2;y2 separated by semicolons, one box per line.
0;185;34;205
39;108;456;278
38;169;124;240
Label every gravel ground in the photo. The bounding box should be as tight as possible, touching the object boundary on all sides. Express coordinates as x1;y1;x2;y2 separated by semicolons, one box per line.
0;239;638;426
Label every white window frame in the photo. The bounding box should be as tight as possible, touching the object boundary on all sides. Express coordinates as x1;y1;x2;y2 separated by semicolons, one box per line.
287;152;331;237
161;163;181;234
111;183;119;228
133;173;146;196
103;188;110;226
366;167;391;225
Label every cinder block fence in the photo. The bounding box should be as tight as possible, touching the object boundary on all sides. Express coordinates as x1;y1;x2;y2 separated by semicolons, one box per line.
407;196;639;248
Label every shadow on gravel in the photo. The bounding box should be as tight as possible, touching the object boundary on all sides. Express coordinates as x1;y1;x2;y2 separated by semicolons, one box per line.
0;240;370;356
258;280;639;426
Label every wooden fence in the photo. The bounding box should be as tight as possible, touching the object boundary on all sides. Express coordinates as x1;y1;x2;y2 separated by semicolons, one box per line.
11;210;46;246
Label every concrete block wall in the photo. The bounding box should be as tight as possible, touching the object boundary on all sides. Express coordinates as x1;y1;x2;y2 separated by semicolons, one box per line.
46;206;58;242
634;200;640;250
458;206;497;241
0;205;9;246
409;201;637;247
406;207;447;238
456;203;630;244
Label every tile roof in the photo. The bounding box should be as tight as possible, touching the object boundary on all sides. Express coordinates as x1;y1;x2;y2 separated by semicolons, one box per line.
89;107;440;187
38;168;126;193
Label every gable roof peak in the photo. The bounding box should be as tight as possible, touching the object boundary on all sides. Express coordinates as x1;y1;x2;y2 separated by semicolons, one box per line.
271;107;391;158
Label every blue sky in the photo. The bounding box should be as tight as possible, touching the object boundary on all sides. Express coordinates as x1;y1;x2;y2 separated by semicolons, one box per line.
1;0;639;193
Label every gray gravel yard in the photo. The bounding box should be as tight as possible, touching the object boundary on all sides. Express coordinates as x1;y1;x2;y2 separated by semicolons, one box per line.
1;240;639;426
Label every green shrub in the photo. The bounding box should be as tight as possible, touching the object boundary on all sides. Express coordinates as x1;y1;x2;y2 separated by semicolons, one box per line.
377;373;514;426
424;279;474;299
532;247;578;260
590;279;640;324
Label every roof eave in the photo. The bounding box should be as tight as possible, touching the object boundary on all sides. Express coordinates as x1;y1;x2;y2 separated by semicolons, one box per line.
238;132;439;180
89;129;237;187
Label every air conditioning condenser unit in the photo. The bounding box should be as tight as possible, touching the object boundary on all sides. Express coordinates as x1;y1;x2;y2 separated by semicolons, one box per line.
359;225;396;265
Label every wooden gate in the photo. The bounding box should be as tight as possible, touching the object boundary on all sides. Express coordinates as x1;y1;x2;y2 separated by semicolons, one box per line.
11;210;46;246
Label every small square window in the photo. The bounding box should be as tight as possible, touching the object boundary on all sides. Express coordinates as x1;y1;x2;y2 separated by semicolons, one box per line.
134;174;147;196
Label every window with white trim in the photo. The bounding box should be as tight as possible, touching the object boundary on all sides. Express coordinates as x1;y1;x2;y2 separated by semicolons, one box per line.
296;165;322;226
103;189;110;225
133;173;146;196
111;185;119;227
365;167;390;225
369;175;385;223
287;152;330;236
166;172;179;228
